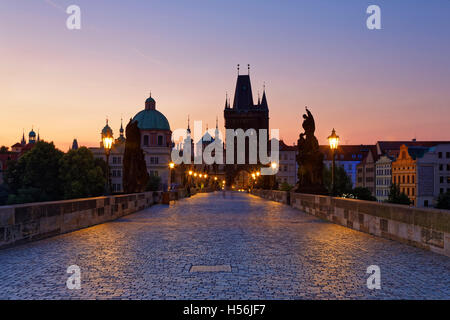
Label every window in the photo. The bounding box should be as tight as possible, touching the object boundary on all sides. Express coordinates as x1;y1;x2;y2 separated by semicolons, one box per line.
440;188;444;194
438;152;442;159
407;176;410;184
447;152;450;159
412;175;415;184
447;164;450;171
440;176;444;183
447;176;450;184
411;188;415;196
144;135;149;146
439;164;443;171
424;200;429;207
158;135;163;146
149;157;159;165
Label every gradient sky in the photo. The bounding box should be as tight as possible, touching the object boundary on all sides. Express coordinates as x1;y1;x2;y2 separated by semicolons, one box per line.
1;0;450;151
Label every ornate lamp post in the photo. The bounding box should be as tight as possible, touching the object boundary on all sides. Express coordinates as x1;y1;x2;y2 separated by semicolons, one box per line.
327;128;340;196
102;135;114;195
168;162;175;190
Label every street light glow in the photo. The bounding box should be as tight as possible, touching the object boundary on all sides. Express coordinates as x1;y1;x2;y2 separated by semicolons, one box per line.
328;128;339;150
102;137;114;151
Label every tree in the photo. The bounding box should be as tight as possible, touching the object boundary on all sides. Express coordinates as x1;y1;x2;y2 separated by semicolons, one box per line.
352;187;377;201
5;141;64;204
0;184;10;205
387;183;411;205
323;165;353;196
279;182;293;192
146;174;161;191
59;147;106;199
436;191;450;210
0;146;9;153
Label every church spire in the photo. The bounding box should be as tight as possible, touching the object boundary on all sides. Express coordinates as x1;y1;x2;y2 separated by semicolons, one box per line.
225;92;230;109
260;83;268;109
187;115;191;134
119;118;124;136
21;129;26;145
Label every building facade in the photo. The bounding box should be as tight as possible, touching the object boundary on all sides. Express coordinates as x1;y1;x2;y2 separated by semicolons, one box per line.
356;148;377;195
392;144;423;206
321;145;375;188
276;140;298;186
375;155;392;202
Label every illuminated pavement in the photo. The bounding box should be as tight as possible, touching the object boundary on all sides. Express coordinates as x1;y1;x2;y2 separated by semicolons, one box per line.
0;192;449;299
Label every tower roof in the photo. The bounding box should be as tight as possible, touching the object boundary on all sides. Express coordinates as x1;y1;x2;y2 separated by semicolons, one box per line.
260;90;268;109
232;75;254;109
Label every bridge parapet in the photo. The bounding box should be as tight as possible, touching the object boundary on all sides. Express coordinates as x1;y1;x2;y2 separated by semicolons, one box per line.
251;189;450;257
0;189;189;249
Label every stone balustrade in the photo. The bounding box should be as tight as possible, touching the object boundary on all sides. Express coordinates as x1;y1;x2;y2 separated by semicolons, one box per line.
0;189;190;249
251;189;450;257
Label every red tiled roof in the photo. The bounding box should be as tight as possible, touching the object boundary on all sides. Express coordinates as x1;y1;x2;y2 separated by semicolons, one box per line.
377;141;450;155
320;145;376;162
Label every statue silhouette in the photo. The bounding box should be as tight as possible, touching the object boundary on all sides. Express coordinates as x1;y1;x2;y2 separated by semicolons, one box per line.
295;107;326;194
123;119;149;193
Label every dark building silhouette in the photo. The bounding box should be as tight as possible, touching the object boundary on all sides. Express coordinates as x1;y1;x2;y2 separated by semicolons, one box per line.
223;66;269;186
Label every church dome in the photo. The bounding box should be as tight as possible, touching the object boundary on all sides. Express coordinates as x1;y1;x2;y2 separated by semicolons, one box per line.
29;129;36;137
132;94;171;131
133;109;170;131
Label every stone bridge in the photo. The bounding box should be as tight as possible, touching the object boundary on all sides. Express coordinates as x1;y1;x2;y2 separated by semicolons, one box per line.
0;192;449;299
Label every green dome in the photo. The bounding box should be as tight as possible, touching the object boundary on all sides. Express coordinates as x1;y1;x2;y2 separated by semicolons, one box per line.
133;109;170;131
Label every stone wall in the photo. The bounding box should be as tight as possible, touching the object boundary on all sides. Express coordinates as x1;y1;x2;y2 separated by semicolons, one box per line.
0;189;189;249
251;190;450;257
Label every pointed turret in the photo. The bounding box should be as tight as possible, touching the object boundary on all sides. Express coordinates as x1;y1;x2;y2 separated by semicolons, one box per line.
72;139;79;150
21;130;26;145
187;115;191;135
260;89;268;109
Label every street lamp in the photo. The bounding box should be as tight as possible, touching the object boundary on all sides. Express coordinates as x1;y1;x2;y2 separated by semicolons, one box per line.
102;135;114;194
327;128;340;196
168;162;175;190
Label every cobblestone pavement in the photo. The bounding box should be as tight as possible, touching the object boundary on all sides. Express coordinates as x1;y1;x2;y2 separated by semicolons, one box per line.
0;192;449;299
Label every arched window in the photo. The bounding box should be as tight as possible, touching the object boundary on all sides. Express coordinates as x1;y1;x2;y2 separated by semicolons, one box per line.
143;135;149;146
158;135;163;146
